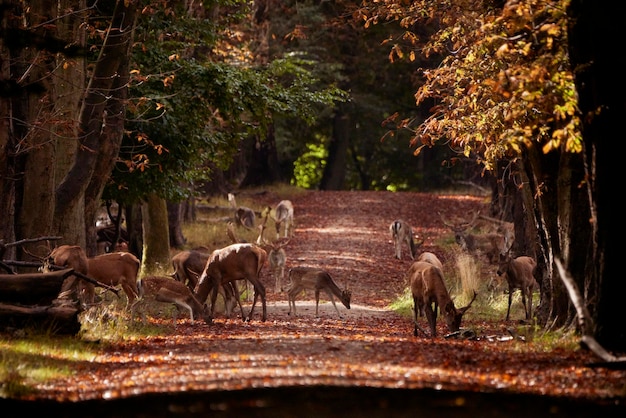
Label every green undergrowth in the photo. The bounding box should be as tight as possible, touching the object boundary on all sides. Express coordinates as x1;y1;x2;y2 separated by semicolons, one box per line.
388;248;578;350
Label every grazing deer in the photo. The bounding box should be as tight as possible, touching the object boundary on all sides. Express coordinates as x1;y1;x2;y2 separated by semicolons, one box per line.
228;193;256;230
85;252;141;307
45;246;140;308
416;251;443;271
131;275;211;324
194;243;268;322
267;238;289;293
273;200;294;239
440;211;509;263
408;261;476;337
389;219;422;260
286;267;351;318
497;253;538;321
252;211;290;293
171;249;240;316
44;245;90;303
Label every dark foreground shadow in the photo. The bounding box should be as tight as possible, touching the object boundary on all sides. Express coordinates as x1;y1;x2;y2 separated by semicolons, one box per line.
3;386;625;418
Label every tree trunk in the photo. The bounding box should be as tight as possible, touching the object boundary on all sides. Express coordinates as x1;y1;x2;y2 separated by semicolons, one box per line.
84;21;133;257
141;194;171;275
54;1;137;249
320;107;350;190
125;203;144;260
167;201;187;248
240;126;282;187
7;1;85;262
568;0;623;351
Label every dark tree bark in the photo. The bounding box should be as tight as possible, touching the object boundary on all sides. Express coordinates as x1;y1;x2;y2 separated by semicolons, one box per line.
320;107;350;190
54;1;137;245
240;126;282;187
0;268;75;305
167;201;187;248
567;1;623;351
84;15;134;257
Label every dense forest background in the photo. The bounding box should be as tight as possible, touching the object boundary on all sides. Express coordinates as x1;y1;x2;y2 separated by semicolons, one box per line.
0;1;620;352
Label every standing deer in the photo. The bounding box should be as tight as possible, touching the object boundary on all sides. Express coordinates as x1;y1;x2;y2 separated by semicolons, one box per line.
267;238;289;293
409;261;476;337
389;219;422;260
44;245;90;303
85;252;141;307
228;193;256;230
440;211;509;263
45;246;140;308
252;212;290;293
415;251;443;271
273;200;294;239
131;275;211;324
194;243;268;322
286;267;351;318
171;249;240;316
497;253;538;321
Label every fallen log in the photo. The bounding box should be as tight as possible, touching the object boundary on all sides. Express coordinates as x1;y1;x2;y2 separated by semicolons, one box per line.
0;302;80;335
0;268;76;305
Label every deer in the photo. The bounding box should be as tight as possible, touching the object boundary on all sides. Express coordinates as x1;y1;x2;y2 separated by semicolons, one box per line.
130;275;211;324
44;245;137;308
415;251;443;271
285;267;351;318
43;245;90;303
408;261;476;337
440;211;510;263
171;249;240;316
404;251;444;287
273;200;294;239
84;251;141;307
267;238;289;293
497;253;538;321
389;219;422;260
194;243;268;323
228;193;256;230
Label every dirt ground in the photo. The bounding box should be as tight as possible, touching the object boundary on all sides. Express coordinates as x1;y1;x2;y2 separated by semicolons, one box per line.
6;190;626;417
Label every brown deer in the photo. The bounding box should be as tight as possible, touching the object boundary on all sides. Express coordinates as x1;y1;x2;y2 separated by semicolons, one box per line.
44;245;90;303
389;219;422;260
440;211;510;263
497;253;538;321
171;249;240;316
228;193;256;230
286;267;351;318
409;261;476;337
131;275;211;324
273;200;294;239
194;243;268;322
266;239;289;293
415;251;443;271
45;245;139;307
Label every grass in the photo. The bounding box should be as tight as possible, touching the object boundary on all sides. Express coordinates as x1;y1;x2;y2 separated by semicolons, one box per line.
389;244;579;350
0;331;100;398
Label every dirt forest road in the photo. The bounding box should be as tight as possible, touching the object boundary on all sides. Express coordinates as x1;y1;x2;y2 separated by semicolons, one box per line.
5;191;626;417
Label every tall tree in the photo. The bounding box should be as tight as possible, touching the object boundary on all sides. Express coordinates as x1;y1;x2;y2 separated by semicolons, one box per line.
355;0;622;351
0;1;136;260
567;0;622;351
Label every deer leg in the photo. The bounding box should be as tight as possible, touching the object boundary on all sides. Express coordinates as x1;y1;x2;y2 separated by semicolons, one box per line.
315;290;321;317
522;285;533;320
424;304;438;337
246;281;266;322
325;290;341;317
226;282;245;319
209;282;220;320
506;285;514;321
413;297;420;336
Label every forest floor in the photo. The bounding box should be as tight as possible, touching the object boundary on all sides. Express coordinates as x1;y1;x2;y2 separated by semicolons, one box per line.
5;190;626;417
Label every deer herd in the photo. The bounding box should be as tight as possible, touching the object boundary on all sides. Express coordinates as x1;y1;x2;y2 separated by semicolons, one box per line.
40;194;538;339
